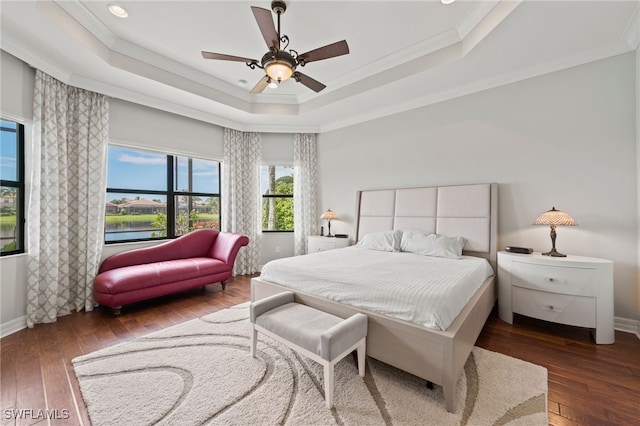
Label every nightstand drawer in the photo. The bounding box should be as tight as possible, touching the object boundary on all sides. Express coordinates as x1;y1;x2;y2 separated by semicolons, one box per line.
511;261;595;296
307;236;351;253
310;240;336;252
512;287;596;328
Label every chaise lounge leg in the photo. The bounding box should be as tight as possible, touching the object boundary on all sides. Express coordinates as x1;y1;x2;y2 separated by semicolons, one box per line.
221;281;227;290
111;306;122;316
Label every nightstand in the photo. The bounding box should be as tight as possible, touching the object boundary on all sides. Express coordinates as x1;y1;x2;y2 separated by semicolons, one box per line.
307;236;351;253
497;251;614;344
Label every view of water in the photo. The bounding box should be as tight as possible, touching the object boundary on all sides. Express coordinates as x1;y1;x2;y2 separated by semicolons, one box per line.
105;221;161;242
2;220;210;245
105;230;157;242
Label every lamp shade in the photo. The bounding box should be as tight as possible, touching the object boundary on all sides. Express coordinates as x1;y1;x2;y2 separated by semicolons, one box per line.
534;207;576;257
533;207;576;226
320;209;338;221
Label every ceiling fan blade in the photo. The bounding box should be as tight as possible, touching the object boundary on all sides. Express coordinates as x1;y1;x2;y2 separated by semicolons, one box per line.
201;51;256;62
250;75;270;94
251;6;279;50
298;40;349;64
294;72;326;93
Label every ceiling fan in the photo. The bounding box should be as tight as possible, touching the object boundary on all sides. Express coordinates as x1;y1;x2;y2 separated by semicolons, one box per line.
201;0;349;94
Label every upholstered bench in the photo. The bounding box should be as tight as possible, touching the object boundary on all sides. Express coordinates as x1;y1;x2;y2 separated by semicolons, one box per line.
250;291;367;408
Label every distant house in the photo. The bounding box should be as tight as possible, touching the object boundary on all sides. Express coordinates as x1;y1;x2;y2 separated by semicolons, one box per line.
121;199;167;215
105;202;119;215
178;199;208;214
1;192;16;212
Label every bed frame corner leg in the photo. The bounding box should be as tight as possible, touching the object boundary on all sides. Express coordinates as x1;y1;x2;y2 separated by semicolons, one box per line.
443;383;456;413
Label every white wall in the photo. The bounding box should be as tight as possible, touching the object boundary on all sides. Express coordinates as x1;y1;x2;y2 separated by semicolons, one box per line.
318;53;638;321
109;98;224;159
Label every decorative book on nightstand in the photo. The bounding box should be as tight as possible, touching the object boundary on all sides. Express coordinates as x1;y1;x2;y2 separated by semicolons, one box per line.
307;235;351;253
497;251;614;344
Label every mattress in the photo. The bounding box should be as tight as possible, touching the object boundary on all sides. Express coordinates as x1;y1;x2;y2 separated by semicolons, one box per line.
259;246;494;330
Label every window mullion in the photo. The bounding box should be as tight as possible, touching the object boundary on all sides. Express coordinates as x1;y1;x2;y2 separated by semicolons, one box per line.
167;155;176;238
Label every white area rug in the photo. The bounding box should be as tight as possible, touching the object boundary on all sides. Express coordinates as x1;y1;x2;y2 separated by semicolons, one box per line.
73;303;547;425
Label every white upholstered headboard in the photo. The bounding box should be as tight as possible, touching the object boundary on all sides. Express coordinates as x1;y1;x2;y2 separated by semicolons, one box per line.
355;183;498;269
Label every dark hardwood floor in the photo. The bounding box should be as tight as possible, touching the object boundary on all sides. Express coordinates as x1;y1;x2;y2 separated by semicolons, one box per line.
2;275;638;425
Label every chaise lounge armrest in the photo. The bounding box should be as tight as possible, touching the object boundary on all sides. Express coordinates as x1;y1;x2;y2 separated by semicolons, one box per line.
211;231;250;266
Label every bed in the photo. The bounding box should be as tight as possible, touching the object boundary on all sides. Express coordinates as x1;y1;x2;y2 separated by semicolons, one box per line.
251;183;498;412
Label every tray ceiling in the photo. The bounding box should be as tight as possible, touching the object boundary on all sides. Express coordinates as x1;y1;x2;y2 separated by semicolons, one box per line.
1;1;638;132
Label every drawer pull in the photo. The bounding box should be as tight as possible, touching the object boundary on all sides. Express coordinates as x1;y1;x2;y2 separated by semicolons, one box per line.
543;305;561;313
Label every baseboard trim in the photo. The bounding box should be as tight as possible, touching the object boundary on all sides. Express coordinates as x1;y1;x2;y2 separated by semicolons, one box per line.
1;315;27;339
615;316;640;339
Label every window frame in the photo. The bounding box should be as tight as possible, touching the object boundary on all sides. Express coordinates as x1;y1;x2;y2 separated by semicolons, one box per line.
261;164;294;233
0;120;26;256
105;145;221;244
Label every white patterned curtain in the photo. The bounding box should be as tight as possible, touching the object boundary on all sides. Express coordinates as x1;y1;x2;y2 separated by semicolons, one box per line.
222;128;261;275
26;70;109;327
293;133;318;255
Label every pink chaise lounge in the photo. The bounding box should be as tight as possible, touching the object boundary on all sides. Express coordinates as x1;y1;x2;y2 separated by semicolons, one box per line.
93;229;249;314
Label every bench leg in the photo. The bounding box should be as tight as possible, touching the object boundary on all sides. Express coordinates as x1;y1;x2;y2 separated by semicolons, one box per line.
111;306;122;316
221;280;227;290
357;340;366;377
250;327;258;357
323;362;334;409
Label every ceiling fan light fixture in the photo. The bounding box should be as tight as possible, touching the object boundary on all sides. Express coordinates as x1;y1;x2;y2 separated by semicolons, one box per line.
267;78;279;89
262;51;296;82
265;62;293;82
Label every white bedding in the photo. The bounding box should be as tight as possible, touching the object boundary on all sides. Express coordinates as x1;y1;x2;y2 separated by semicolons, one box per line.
259;246;494;330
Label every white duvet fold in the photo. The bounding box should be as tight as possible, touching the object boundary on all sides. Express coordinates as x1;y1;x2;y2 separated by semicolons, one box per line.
259;247;494;330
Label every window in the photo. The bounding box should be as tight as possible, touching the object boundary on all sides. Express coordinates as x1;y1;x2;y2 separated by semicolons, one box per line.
105;145;220;243
261;165;294;231
0;120;25;255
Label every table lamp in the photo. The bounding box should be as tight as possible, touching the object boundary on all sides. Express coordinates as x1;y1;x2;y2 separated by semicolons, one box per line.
533;207;576;257
320;209;338;237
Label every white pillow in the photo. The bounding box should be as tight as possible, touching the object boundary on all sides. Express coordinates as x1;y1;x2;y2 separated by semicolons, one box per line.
356;230;402;252
400;230;467;259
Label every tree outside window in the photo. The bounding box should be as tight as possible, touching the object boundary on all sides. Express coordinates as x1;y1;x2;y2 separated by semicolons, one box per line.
261;165;293;231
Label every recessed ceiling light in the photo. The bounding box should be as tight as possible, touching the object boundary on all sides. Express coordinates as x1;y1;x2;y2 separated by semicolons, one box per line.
237;79;248;87
108;4;128;18
441;0;456;4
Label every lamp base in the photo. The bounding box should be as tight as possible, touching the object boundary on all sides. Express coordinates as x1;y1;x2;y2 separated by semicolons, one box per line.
542;248;567;257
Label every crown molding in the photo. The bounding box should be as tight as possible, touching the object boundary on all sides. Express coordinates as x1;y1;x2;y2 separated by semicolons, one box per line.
319;40;635;133
2;1;636;134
